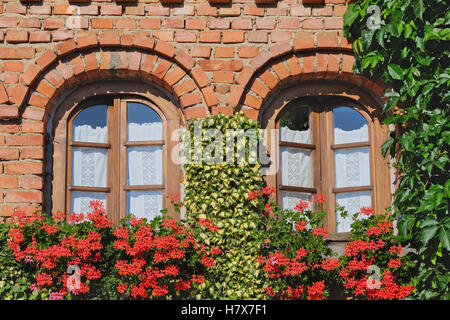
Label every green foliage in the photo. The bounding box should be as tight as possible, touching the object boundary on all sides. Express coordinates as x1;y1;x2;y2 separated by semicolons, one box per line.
183;112;266;299
0;223;30;300
344;0;450;299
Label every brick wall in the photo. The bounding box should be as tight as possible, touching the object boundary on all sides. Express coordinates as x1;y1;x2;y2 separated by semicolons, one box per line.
0;0;387;219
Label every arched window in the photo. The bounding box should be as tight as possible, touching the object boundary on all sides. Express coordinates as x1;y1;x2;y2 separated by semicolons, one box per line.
50;82;181;223
262;87;392;240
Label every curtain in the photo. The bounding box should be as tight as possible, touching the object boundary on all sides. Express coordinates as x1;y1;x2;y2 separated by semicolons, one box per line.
71;192;107;215
127;190;163;220
280;126;310;144
281;191;312;211
336;192;371;233
128;122;162;141
127;146;162;185
281;147;313;188
334;124;368;144
334;147;370;188
73;124;108;143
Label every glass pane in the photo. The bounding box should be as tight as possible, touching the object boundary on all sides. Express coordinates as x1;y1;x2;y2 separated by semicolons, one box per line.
279;104;311;144
281;191;312;211
127;146;163;185
336;191;371;233
127;190;163;220
72;105;108;143
71;192;107;215
127;102;162;141
333;107;368;144
334;147;370;188
281;147;313;187
72;147;107;187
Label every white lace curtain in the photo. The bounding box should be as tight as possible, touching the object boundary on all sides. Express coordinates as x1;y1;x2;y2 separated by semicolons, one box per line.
71;118;163;219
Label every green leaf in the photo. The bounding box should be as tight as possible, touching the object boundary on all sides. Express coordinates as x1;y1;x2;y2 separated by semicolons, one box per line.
420;226;439;246
381;138;395;157
387;64;404;80
439;228;450;251
414;0;424;21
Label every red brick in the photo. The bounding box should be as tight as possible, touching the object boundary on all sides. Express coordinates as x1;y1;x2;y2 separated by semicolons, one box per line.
191;47;211;58
174;50;196;70
101;4;122;16
197;5;217;17
0;17;17;28
241;108;258;121
294;35;315;51
6;3;26;14
0;48;35;60
7;135;43;146
6;162;43;175
227;86;244;107
44;18;65;30
287;55;302;80
317;33;338;49
140;18;161;29
153;59;172;82
279;19;300;29
236;66;255;87
209;19;230;30
248;31;268;43
6;30;28;43
312;5;333;16
180;92;202;108
4;191;42;204
250;79;270;99
22;121;44;133
3;62;24;73
140;54;158;75
199;31;221;43
199;60;243;72
21;148;44;160
4;73;19;85
0;106;19;119
125;5;145;16
212;106;233;116
148;6;170;16
8;85;28;105
267;7;287;16
244;94;263;110
36;80;57;99
270;41;292;58
0;176;18;189
56;39;77;56
22;64;41;85
243;5;264;16
36;50;58;70
77;34;99;49
0;148;19;160
260;69;280;90
165;19;184;29
152;30;173;42
29;31;51;43
176;31;197;43
163;67;186;87
238;47;259;58
186;19;206;30
19;177;43;190
99;31;120;47
184;105;207;120
0;124;19;133
290;6;312;16
218;5;240;17
155;41;176;58
116;18;137;29
272;61;291;82
232;19;252;30
173;6;195;16
0;205;14;217
256;19;277;30
29;93;49;109
302;19;323;29
174;80;196;97
202;86;219;107
133;36;155;50
342;54;355;73
29;5;51;15
213;72;234;84
52;30;75;42
324;17;344;29
92;18;114;29
0;83;9;104
190;68;210;88
215;47;235;58
223;31;244;43
19;18;41;29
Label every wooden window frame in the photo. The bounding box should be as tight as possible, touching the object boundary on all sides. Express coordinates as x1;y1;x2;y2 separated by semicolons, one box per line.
261;83;392;241
51;81;182;223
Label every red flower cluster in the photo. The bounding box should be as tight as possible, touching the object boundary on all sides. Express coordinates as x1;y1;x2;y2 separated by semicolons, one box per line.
294;200;309;212
198;218;219;233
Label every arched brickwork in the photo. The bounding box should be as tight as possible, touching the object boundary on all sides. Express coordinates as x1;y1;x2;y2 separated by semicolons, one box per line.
225;35;388;120
0;33;218;123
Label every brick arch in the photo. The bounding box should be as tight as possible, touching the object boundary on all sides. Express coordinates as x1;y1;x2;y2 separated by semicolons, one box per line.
0;33;218;122
226;35;388;120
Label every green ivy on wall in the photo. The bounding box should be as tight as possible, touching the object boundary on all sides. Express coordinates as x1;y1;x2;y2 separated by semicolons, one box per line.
182;112;267;299
344;0;449;299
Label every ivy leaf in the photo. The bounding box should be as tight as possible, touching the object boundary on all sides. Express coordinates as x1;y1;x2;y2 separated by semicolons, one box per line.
439;228;450;251
420;226;439;246
381;137;395;157
388;64;404;80
414;0;424;21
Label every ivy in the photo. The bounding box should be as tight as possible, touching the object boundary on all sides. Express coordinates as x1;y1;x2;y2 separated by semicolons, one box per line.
344;0;449;299
182;112;266;299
